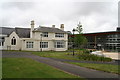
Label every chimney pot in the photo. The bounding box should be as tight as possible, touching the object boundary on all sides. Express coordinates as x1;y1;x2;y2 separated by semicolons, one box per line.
60;24;64;31
30;20;35;38
31;20;34;25
52;25;55;28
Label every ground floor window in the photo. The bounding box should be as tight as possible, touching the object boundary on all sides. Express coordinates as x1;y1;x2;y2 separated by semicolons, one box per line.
11;37;16;45
26;42;34;48
40;42;48;48
54;41;65;48
0;42;3;46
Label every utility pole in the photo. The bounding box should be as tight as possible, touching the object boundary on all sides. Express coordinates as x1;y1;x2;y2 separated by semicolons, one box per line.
72;28;76;56
40;33;42;52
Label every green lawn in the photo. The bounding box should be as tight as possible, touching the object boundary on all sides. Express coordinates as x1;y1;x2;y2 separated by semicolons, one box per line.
66;62;120;74
0;57;2;79
32;51;112;62
32;51;80;60
2;58;81;78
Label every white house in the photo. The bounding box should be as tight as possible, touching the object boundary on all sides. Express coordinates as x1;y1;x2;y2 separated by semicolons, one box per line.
0;21;68;51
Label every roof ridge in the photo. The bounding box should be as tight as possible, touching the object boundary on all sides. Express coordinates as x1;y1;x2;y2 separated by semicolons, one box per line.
40;26;59;29
83;31;119;34
15;27;30;29
0;27;15;29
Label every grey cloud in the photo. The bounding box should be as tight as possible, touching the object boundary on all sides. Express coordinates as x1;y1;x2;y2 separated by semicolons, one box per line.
0;1;118;33
2;2;35;10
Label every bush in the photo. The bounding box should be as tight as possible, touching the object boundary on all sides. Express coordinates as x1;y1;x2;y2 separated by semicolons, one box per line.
78;54;112;62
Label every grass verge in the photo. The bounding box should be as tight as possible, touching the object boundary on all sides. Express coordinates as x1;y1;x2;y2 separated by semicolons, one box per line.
32;51;112;62
4;50;112;62
31;51;80;60
65;62;120;74
2;58;81;78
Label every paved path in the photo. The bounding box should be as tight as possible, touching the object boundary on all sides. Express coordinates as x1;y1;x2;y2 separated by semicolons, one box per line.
103;52;120;60
2;51;119;79
49;58;120;65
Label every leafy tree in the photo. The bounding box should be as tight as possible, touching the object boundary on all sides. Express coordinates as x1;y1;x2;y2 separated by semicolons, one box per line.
74;22;88;53
74;34;87;53
76;22;83;34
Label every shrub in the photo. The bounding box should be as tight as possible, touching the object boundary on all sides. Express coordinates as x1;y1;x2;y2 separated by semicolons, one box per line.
78;54;112;62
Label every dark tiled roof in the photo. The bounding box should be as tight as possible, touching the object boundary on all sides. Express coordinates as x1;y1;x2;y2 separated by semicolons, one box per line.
15;28;30;38
33;26;67;33
82;31;120;36
66;31;72;34
0;27;15;35
0;26;67;38
0;27;30;38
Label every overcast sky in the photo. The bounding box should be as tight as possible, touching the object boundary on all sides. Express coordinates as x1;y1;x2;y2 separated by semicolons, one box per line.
0;0;119;33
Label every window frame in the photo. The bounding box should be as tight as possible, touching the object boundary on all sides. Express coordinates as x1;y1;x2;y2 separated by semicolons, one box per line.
11;37;16;45
40;42;48;48
55;33;64;38
26;41;34;48
54;41;65;48
42;32;48;37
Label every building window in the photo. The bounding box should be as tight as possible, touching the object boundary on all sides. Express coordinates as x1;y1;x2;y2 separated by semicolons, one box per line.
11;37;16;45
55;33;64;37
54;41;65;48
26;42;34;48
0;42;1;46
42;32;48;37
0;41;4;46
40;42;48;48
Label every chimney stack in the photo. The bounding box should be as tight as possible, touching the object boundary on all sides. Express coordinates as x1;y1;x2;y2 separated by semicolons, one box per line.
30;20;34;38
52;25;55;28
60;24;64;31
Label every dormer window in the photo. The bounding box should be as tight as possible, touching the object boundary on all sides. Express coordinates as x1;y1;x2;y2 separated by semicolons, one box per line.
11;37;16;45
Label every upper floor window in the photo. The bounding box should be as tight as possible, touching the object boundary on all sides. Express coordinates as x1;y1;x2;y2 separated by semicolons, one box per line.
26;42;34;48
55;33;64;38
11;37;16;45
40;42;48;48
42;32;48;37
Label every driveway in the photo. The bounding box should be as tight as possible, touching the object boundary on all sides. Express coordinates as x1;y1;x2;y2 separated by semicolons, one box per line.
2;51;119;79
103;52;120;60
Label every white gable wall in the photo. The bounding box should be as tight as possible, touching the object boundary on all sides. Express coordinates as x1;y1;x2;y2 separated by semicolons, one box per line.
4;31;21;50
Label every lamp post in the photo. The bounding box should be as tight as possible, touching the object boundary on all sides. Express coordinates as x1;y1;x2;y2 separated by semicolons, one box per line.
40;33;42;52
72;28;76;56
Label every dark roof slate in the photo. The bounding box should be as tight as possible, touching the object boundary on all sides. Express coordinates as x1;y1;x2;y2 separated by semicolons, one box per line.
0;27;30;38
15;28;30;38
0;27;15;35
0;26;67;38
33;26;67;33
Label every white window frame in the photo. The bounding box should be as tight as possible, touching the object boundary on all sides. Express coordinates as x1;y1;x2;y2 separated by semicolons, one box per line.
54;41;65;48
40;42;48;48
26;42;34;48
55;33;64;38
11;37;16;45
0;42;3;46
42;32;48;37
0;42;1;46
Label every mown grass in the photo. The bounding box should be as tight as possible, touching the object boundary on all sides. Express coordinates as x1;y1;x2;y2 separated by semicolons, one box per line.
32;51;112;62
2;58;81;78
0;58;2;79
32;51;80;60
66;62;120;74
4;50;112;62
